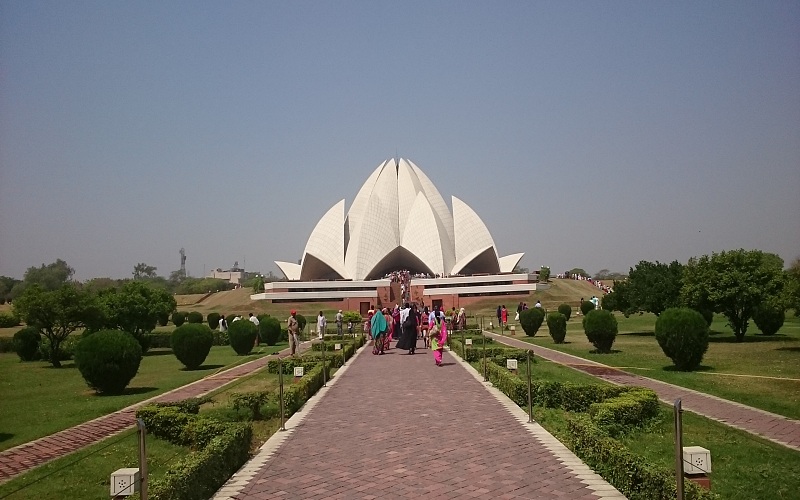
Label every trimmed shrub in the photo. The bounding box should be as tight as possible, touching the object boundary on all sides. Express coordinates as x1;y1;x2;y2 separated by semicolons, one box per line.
0;312;20;328
171;324;214;370
519;308;545;337
187;311;203;324
558;303;572;321
588;388;660;436
172;311;187;327
207;312;221;330
296;313;307;332
228;319;257;355
13;326;41;361
580;300;596;316
696;308;713;327
654;308;709;371
753;302;785;336
74;330;142;394
225;314;238;325
259;317;281;346
583;310;618;353
157;311;170;327
546;312;567;343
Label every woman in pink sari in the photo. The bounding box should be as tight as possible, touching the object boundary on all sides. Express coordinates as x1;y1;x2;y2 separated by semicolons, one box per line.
429;306;447;366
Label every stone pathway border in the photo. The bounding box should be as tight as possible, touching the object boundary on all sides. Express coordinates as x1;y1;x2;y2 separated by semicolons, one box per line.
485;332;800;452
213;339;625;499
0;340;316;482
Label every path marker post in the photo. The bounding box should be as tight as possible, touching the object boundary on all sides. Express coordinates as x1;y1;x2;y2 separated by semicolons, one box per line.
461;329;465;357
482;330;487;381
279;357;285;431
321;338;327;387
137;418;148;500
527;350;533;423
674;398;685;500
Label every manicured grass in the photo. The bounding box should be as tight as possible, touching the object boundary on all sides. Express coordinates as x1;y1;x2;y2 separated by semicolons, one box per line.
0;427;186;500
0;343;287;451
506;314;800;419
465;344;800;499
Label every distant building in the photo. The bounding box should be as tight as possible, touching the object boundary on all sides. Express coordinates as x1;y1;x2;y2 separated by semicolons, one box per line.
208;261;245;284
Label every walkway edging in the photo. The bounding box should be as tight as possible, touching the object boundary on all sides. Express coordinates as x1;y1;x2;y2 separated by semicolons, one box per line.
213;341;369;500
449;348;627;499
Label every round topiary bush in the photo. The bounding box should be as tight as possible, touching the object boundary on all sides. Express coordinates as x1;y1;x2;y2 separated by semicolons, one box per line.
696;308;713;327
187;311;203;324
546;312;567;344
74;330;142;394
753;303;785;336
228;319;257;355
583;310;618;353
13;326;41;361
259;317;282;346
207;312;221;330
519;308;545;337
296;314;307;332
0;312;20;328
557;303;572;321
172;311;186;327
580;300;596;316
171;323;213;370
157;311;170;327
654;308;709;371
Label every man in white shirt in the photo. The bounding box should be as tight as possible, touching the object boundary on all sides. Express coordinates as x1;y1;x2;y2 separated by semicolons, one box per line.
317;311;327;339
335;310;343;336
249;313;260;346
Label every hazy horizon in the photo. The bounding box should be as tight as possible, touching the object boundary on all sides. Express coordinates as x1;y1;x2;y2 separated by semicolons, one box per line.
2;1;798;282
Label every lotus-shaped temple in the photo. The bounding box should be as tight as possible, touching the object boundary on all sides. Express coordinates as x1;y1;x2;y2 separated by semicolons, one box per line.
276;158;523;281
255;158;543;311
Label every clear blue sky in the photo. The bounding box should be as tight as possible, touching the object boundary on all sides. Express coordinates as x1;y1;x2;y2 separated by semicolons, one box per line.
1;1;798;281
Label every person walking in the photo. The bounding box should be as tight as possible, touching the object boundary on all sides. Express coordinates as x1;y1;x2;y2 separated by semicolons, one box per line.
371;308;388;355
219;314;228;333
501;305;508;327
335;310;343;337
429;307;447;366
496;305;502;328
249;313;260;346
396;303;417;354
317;311;327;339
287;310;300;356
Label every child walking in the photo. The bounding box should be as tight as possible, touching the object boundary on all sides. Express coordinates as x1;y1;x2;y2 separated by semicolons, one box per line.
429;307;447;366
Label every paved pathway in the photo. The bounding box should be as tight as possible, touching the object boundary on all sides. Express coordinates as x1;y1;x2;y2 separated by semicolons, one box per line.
485;332;800;452
0;341;315;482
215;341;625;500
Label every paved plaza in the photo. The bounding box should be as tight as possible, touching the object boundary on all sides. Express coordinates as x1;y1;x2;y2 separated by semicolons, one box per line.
214;341;624;500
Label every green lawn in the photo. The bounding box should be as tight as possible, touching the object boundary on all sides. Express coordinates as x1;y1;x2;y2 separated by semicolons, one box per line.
0;428;186;500
471;347;800;499
0;343;287;451
503;314;800;419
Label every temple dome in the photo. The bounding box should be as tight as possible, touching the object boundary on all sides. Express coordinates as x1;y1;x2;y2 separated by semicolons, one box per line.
276;158;523;280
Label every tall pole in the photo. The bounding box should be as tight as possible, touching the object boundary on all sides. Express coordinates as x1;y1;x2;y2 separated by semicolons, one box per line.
674;399;684;500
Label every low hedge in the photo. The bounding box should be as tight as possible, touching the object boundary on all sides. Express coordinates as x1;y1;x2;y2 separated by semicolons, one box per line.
565;416;718;500
281;361;330;417
135;403;253;500
588;388;660;436
149;423;252;500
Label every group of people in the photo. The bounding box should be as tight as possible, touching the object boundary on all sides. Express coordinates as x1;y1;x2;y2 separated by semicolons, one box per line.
367;303;449;366
555;273;613;294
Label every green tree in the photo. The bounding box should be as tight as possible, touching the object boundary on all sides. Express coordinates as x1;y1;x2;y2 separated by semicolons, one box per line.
567;268;589;278
101;281;177;350
13;284;100;367
539;266;550;282
132;263;158;280
681;249;784;342
624;260;684;316
785;257;800;315
10;259;75;299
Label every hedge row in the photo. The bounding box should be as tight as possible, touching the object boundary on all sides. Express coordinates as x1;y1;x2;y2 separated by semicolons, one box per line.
448;338;524;362
588;388;660;436
566;416;718;500
145;330;229;349
449;341;709;500
135;404;252;500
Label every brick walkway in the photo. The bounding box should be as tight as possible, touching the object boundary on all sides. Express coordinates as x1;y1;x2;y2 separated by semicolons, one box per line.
0;341;315;482
485;332;800;451
215;341;625;500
